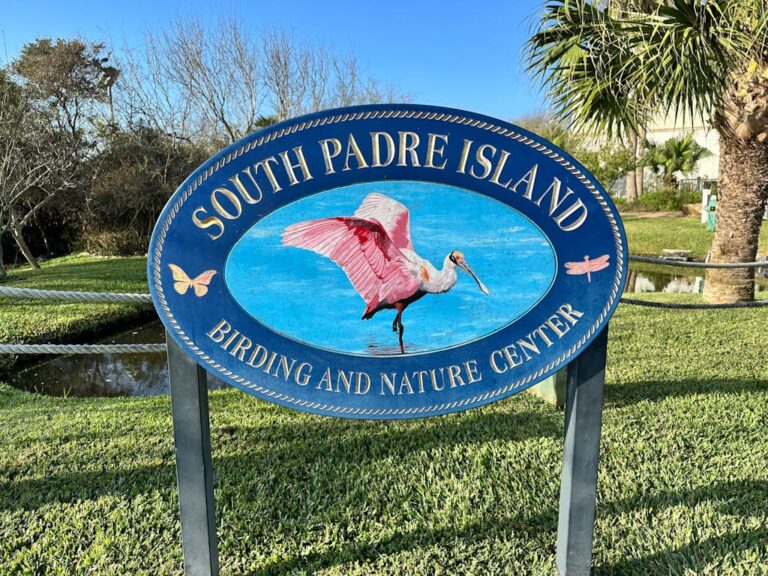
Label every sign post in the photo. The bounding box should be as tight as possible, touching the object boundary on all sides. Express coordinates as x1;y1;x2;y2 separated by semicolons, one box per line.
167;337;219;576
150;104;627;575
556;326;608;575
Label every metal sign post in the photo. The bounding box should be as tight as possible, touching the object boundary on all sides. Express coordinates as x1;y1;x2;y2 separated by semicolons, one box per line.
167;337;219;576
556;326;608;576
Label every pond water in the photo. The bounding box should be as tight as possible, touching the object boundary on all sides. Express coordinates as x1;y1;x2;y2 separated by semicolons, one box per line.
10;321;226;398
625;267;767;294
10;265;765;398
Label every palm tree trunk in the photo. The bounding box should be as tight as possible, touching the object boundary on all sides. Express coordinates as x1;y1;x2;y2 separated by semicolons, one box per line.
634;127;645;195
626;131;639;201
9;209;40;269
703;136;768;303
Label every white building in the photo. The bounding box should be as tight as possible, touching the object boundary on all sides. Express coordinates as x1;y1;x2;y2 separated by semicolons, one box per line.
644;112;719;181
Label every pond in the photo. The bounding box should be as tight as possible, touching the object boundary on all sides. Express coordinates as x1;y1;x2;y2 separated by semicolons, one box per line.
625;265;767;294
9;321;226;398
10;264;765;397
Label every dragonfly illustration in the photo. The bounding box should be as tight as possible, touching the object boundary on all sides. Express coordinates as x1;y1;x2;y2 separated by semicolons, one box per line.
168;264;217;296
564;254;610;283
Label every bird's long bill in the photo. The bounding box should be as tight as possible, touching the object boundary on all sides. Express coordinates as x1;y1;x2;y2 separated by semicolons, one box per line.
459;260;490;295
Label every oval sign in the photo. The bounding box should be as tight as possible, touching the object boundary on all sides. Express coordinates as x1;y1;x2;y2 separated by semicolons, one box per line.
149;104;627;419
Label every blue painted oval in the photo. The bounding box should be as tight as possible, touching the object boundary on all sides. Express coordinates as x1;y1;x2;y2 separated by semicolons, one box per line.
225;181;556;355
148;103;628;419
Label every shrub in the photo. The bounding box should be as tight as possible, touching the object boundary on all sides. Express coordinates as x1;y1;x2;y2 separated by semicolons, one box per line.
81;126;207;255
615;188;701;213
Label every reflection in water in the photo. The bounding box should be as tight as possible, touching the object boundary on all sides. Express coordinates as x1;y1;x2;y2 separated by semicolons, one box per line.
624;265;766;294
10;321;226;398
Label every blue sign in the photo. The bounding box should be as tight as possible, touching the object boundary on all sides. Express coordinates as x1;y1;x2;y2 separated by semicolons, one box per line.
149;104;627;419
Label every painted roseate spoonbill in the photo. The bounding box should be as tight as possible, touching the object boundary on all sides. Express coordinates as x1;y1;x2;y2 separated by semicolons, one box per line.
281;193;490;353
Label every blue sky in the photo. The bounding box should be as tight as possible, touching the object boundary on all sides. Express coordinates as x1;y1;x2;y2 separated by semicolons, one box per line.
0;0;547;121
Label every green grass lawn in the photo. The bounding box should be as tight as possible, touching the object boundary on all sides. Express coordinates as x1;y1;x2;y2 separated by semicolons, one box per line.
0;235;767;574
0;253;152;373
621;213;768;259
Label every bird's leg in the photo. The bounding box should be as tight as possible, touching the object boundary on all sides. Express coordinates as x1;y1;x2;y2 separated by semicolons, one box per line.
393;304;405;353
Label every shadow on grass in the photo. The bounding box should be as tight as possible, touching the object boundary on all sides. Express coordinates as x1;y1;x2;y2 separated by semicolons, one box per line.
250;510;558;576
0;406;562;513
604;378;768;407
595;530;767;575
593;480;768;575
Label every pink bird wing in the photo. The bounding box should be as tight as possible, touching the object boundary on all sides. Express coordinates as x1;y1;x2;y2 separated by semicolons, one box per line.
282;217;420;316
353;193;414;252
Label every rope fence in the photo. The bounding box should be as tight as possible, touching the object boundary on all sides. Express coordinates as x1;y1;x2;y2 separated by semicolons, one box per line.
628;255;768;268
0;343;166;354
0;285;152;303
1;255;766;354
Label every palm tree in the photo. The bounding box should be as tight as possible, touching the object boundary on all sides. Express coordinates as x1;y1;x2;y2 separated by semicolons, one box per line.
643;134;712;187
527;0;768;303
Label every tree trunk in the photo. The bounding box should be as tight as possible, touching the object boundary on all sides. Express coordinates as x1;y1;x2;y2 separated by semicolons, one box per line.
625;131;639;201
9;209;40;269
0;233;6;280
703;136;768;303
634;127;645;196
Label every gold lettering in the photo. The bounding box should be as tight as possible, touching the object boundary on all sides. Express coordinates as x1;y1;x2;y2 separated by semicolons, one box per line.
398;372;414;395
503;344;523;368
380;372;397;395
228;168;263;205
295;362;312;386
490;350;508;374
356;372;371;395
470;144;496;179
516;334;540;361
279;146;313;185
546;314;570;338
489;149;513;187
211;187;242;220
535;178;572;216
447;365;465;388
221;329;240;351
424;133;448;169
207;319;231;343
398;131;421;166
336;370;354;394
554;199;588;231
371;132;396;167
263;351;278;374
273;356;296;381
509;164;538;199
343;134;369;171
246;345;268;368
456;139;473;173
319;138;342;174
193;207;224;240
430;368;445;391
317;367;333;391
558;303;584;325
533;325;554;347
229;335;252;361
465;360;482;384
254;157;282;193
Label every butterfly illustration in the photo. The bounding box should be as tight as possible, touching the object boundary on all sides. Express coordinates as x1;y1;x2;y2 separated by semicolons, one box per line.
564;254;610;283
168;264;217;296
